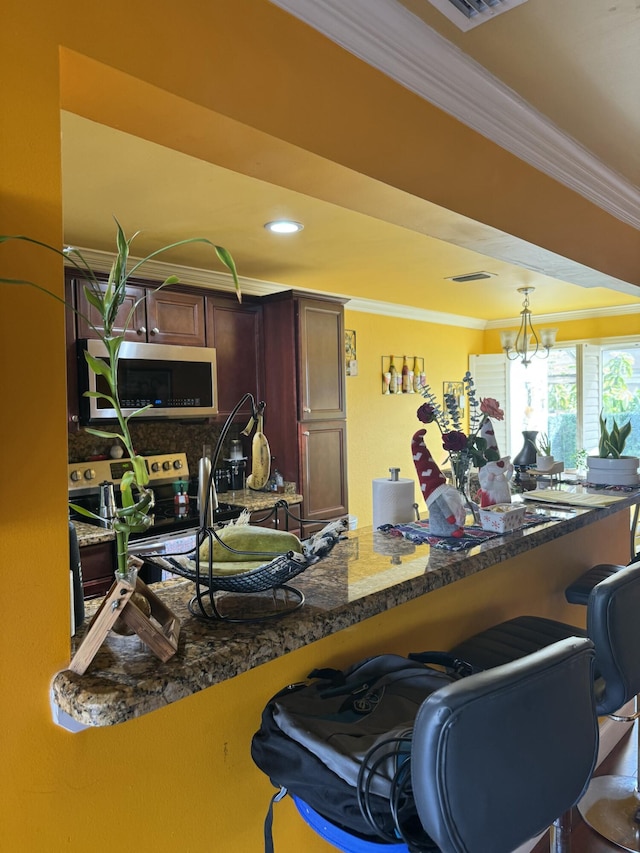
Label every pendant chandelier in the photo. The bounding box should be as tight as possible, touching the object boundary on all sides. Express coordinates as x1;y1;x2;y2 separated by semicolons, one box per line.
499;287;557;366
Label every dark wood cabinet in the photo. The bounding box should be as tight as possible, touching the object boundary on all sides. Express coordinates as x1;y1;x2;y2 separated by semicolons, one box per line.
79;540;116;599
262;292;348;529
299;420;348;532
298;298;346;420
206;294;263;418
145;289;206;346
74;277;205;346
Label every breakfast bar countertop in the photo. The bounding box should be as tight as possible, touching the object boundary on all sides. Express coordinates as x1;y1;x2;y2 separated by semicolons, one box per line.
53;487;640;729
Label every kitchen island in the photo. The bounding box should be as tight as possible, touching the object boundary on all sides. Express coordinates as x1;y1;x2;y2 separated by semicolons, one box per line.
53;488;639;729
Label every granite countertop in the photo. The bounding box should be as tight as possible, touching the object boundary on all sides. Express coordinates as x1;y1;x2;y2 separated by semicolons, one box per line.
53;487;640;728
72;489;303;547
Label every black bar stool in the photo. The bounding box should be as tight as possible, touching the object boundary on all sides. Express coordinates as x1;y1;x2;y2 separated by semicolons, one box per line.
448;560;640;853
565;558;640;852
292;638;598;853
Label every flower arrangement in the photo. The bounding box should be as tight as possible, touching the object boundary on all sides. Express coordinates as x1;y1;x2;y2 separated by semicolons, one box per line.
0;220;240;578
416;371;504;471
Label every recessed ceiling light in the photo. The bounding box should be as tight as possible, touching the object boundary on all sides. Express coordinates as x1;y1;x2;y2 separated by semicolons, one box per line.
264;220;304;234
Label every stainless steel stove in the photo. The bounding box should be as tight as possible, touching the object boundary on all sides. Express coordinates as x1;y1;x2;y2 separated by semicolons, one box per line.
68;452;245;554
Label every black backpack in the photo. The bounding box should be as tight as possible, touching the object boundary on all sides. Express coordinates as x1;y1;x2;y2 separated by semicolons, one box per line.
251;651;474;852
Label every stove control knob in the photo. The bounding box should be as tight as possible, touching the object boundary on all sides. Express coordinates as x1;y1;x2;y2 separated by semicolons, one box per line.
151;462;160;472
70;469;82;482
162;461;171;471
84;468;96;481
173;460;183;470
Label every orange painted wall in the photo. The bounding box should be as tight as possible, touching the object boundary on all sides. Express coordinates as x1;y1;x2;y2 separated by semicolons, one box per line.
0;1;637;850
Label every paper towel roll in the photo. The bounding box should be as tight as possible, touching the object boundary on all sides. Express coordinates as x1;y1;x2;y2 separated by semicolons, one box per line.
372;477;415;529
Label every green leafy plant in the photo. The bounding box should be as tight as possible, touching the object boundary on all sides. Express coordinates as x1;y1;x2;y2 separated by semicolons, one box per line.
598;412;632;459
0;220;240;576
575;448;588;473
535;433;552;456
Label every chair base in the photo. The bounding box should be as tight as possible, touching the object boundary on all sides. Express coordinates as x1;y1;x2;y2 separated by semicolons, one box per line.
578;775;640;852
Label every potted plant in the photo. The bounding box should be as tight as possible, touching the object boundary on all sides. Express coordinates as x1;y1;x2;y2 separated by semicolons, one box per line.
535;433;555;472
0;220;240;580
587;413;639;486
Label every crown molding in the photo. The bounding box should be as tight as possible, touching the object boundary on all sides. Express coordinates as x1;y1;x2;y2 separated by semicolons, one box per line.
343;296;486;329
72;247;638;330
68;248;290;299
268;0;640;230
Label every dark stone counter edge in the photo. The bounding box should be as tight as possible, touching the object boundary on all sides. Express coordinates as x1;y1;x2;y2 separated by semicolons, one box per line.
51;495;637;727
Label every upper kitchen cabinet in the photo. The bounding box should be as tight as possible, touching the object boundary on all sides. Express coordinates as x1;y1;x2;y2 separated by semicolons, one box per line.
72;275;206;347
205;294;264;418
297;298;347;420
262;292;348;528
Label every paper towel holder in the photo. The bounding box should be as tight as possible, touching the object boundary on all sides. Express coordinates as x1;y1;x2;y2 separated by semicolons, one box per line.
389;467;400;481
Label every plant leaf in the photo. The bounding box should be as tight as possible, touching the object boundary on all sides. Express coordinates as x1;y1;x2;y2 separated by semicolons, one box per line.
84;426;126;441
83;350;112;379
68;503;101;521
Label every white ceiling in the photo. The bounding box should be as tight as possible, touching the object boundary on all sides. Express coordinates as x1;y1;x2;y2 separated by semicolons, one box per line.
61;0;640;327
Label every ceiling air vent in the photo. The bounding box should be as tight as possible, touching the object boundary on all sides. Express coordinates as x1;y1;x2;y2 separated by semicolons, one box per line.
424;0;529;31
446;271;496;283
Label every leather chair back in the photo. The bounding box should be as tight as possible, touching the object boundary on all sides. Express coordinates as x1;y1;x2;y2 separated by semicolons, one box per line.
411;637;598;853
588;558;640;714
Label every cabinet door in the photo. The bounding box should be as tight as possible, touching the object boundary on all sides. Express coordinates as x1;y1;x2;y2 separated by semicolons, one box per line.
79;541;116;599
298;299;346;421
75;280;147;341
299;420;348;533
206;297;263;417
145;290;206;346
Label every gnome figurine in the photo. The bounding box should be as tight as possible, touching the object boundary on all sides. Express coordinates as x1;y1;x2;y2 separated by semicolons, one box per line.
477;457;514;507
412;430;466;538
479;416;500;456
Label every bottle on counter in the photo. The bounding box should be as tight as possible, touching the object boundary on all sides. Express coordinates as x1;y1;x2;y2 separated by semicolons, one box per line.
174;482;190;516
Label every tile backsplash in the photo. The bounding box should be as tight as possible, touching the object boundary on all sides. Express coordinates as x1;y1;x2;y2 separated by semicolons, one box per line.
68;420;249;480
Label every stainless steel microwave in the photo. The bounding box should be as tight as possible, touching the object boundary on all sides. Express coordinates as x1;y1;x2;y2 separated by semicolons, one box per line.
78;339;218;422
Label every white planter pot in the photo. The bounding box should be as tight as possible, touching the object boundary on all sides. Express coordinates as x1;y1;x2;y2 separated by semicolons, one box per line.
587;456;640;486
536;454;555;472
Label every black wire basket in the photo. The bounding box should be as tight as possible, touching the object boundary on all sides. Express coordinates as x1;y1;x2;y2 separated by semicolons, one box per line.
135;393;348;622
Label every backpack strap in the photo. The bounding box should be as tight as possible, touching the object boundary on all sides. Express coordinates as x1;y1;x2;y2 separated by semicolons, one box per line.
408;650;478;677
263;785;288;853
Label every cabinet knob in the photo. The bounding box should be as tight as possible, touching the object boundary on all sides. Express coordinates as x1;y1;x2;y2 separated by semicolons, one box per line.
69;414;79;423
303;406;311;413
150;327;159;336
136;326;146;336
302;431;310;437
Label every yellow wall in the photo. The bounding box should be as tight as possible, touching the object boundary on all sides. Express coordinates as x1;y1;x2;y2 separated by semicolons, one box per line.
1;1;637;850
345;310;484;527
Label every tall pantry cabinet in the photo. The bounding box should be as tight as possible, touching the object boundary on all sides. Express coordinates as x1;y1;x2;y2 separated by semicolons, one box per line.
262;292;348;533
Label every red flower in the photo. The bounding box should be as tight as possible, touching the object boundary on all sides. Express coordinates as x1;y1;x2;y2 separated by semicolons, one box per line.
480;397;504;421
443;430;467;452
417;403;438;424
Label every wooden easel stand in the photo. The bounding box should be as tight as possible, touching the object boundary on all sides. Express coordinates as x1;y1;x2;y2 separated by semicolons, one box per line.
68;573;180;675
